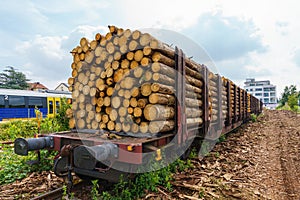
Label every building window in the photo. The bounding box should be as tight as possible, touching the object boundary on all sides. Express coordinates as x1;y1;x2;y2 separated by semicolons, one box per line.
270;98;276;103
264;98;269;103
250;89;253;91
264;88;270;91
56;100;60;113
28;97;44;108
264;93;269;97
255;88;262;91
270;87;275;91
250;83;255;86
270;92;276;97
246;89;248;91
9;96;25;108
49;100;54;114
0;95;4;108
255;93;262;96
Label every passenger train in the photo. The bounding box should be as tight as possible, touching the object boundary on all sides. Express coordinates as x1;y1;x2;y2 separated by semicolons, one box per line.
0;89;71;121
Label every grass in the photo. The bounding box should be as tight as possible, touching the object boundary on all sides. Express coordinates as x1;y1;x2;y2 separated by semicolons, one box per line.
276;104;300;113
100;157;194;200
0;117;66;185
0;101;70;185
0;145;55;185
250;113;257;122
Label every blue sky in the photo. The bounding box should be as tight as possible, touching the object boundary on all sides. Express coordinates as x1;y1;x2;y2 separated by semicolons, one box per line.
1;0;300;97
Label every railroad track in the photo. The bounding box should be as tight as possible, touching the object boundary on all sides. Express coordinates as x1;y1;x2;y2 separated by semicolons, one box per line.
31;180;90;200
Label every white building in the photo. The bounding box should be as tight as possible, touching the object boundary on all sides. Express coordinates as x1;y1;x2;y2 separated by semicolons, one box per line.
244;78;277;109
54;83;69;92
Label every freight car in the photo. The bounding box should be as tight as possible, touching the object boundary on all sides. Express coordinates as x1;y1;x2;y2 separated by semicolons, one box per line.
14;27;262;185
0;89;71;121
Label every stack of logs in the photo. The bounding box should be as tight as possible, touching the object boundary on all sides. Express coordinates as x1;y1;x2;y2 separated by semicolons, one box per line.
208;72;228;124
208;72;218;122
67;25;205;135
221;78;228;121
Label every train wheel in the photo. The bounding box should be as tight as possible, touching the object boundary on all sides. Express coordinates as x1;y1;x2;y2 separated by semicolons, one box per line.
53;156;68;177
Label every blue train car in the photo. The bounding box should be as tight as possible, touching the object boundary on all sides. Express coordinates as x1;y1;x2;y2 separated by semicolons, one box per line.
0;89;71;121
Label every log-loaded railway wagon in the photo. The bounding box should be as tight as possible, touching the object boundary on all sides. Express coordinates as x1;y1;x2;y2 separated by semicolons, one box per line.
14;26;263;183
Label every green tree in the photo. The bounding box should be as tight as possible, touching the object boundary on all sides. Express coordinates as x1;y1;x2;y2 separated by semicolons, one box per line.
279;85;298;106
0;66;30;90
288;93;299;112
54;97;71;131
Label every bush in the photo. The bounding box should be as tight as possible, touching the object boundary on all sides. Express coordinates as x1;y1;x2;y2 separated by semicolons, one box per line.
0;120;38;141
54;97;71;131
250;113;257;122
288;94;299;112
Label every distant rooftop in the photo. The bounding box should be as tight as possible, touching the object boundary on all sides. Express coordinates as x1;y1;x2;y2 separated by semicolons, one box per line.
244;78;273;87
28;82;48;91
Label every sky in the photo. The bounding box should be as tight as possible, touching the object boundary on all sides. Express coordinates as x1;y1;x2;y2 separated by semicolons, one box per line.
1;0;300;98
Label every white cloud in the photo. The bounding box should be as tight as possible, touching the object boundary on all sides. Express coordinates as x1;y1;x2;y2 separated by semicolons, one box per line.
33;0;110;14
293;49;300;67
1;0;300;96
15;35;70;87
11;25;110;89
0;1;48;37
183;12;266;61
115;0;218;30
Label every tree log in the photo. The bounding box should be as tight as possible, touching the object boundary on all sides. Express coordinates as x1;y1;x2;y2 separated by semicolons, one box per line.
149;93;175;104
131;123;139;133
133;67;144;78
186;108;203;118
118;107;127;117
111;96;121;108
144;104;175;121
141;83;152;96
107;121;115;131
186;75;203;88
123;99;130;108
149;39;175;59
133;107;142;117
152;73;175;86
130;98;138;107
139;33;152;46
151;62;176;77
186;98;203;108
152;52;175;67
140;122;149;133
151;83;174;94
187;117;203;127
149;120;175;134
122;122;131;132
134;50;144;62
109;109;118;121
186;90;202;99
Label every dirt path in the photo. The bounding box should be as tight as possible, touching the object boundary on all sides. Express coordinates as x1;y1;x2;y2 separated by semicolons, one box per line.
153;110;300;199
250;110;300;199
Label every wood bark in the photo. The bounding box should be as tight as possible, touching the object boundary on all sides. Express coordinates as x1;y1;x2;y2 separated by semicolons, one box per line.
144;104;175;121
149;93;175;104
149;120;175;134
